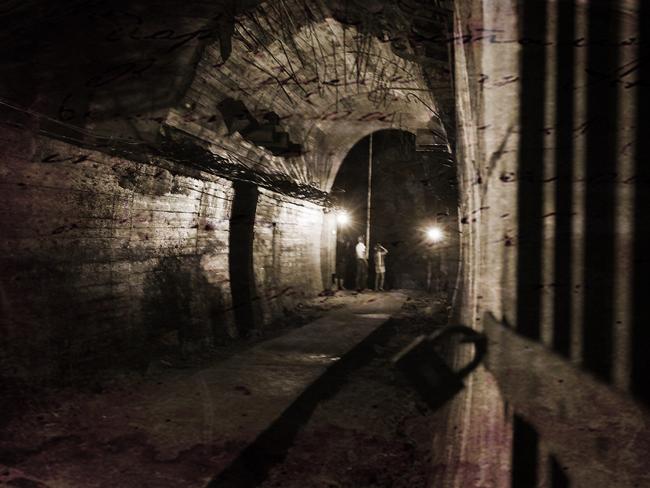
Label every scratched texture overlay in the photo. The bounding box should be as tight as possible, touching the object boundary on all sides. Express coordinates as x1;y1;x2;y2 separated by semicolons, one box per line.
0;1;648;487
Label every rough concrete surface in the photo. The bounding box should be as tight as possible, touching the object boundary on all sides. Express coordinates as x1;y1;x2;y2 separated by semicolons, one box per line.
0;291;453;488
259;292;450;488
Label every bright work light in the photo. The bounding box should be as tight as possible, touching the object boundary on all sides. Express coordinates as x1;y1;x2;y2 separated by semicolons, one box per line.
426;226;444;242
336;210;350;226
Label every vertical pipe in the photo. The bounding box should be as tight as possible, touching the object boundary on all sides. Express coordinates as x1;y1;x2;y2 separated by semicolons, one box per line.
366;132;373;254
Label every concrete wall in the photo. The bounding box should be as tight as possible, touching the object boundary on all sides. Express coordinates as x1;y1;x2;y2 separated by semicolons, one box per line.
0;126;327;379
253;188;325;324
429;2;517;486
437;1;648;487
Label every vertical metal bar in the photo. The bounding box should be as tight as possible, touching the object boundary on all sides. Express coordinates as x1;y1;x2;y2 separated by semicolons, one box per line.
366;132;373;254
512;415;539;487
582;0;620;380
632;0;650;406
550;456;570;488
516;0;547;340
553;0;576;357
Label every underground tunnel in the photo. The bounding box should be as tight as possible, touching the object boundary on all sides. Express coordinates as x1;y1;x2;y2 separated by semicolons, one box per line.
332;129;458;292
0;1;648;487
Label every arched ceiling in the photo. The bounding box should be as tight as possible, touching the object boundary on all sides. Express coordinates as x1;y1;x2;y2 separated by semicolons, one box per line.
1;0;454;198
172;3;445;191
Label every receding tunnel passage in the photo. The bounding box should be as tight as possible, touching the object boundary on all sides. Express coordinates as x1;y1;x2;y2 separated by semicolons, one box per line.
333;130;458;292
1;1;649;488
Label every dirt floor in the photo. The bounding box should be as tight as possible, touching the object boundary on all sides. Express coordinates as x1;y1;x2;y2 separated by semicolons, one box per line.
258;291;450;488
0;290;450;488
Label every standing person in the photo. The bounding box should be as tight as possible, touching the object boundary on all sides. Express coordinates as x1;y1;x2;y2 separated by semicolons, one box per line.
425;235;443;293
335;239;349;291
374;243;388;291
355;235;368;292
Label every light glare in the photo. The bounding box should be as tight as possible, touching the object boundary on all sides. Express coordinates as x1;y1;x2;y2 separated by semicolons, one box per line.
336;211;350;226
426;226;443;242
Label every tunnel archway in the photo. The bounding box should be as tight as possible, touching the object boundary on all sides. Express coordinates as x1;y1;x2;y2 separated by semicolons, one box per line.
332;129;459;292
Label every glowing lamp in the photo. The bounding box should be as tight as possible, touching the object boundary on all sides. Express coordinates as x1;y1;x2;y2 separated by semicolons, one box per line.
426;226;444;243
336;211;350;226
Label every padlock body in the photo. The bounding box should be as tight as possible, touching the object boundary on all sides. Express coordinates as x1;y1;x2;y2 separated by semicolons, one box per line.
393;337;465;410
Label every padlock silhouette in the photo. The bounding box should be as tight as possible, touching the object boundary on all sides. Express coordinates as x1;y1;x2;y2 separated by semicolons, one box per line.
391;325;487;410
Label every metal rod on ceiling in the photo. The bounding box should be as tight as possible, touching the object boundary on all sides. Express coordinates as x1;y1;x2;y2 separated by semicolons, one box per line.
366;132;373;256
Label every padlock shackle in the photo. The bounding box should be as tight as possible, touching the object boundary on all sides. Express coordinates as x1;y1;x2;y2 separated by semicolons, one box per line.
428;325;487;378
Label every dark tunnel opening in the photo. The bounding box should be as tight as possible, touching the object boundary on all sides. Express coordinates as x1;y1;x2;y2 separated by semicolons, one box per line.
332;130;459;294
229;180;260;336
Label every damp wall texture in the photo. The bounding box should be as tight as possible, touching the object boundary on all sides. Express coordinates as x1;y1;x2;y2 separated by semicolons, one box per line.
437;1;649;487
0;127;327;379
252;188;326;325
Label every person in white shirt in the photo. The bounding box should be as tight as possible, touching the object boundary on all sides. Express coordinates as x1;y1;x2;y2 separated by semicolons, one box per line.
355;235;368;291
